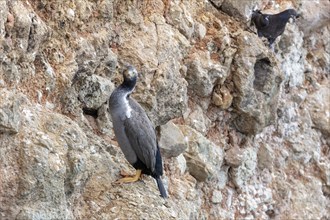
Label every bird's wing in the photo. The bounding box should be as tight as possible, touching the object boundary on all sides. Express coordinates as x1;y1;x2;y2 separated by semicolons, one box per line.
123;99;157;172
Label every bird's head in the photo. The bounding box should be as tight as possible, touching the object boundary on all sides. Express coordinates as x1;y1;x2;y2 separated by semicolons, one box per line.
122;65;138;88
287;9;300;22
251;9;263;25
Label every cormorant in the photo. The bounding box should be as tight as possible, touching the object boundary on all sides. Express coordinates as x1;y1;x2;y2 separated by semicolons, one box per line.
251;9;299;48
109;65;167;198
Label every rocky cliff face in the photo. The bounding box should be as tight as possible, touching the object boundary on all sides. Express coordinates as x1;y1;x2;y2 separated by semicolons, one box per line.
0;0;329;219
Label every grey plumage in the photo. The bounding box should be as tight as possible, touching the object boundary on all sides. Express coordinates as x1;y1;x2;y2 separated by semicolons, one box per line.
109;65;167;198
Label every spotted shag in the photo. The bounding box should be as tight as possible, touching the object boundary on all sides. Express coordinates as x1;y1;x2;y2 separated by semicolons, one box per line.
251;9;299;48
109;65;167;198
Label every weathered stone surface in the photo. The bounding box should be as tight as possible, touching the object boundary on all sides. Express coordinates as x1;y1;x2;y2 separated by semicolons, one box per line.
167;1;195;39
209;0;225;8
0;1;8;38
212;85;233;109
211;190;223;204
303;85;330;139
232;31;283;135
0;89;23;134
75;74;114;111
225;146;244;167
229;147;258;188
185;104;211;134
158;121;188;157
179;125;224;182
257;143;274;170
96;102;114;137
297;0;330;35
220;0;260;20
0;93;89;219
186;51;226;97
277;24;306;88
62;74;114;116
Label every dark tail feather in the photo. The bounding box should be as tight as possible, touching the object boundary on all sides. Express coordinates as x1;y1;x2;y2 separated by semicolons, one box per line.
155;177;167;198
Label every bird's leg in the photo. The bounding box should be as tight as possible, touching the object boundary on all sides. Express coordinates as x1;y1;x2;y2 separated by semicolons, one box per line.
115;169;142;184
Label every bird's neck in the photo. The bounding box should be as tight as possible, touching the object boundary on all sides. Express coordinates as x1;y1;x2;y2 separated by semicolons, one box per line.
118;83;135;98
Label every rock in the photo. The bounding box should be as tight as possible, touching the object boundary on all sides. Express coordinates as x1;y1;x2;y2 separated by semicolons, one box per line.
194;23;207;40
277;177;328;220
167;1;195;39
303;86;330;139
11;1;49;59
186;51;227;97
225;146;244;167
0;1;8;37
64;74;114;115
232;31;283;135
176;154;187;175
318;162;330;186
185;105;211;134
277;102;323;163
212;85;233;109
277;24;306;88
179;125;224;182
257;143;274;170
211;190;223;204
220;0;260;20
209;0;225;8
0;89;23;134
96;103;114;137
229;147;258;188
158;121;188;157
0;94;89;219
118;12;189;126
297;0;330;35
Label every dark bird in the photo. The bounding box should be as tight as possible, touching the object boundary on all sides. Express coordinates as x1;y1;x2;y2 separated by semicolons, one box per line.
251;9;299;48
109;65;167;198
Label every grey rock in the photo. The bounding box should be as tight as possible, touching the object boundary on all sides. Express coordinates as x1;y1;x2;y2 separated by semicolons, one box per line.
76;74;113;110
0;94;89;219
167;1;195;39
11;1;49;60
176;154;187;175
232;31;283;135
303;86;330;139
96;102;114;137
257;144;274;170
297;0;330;35
229;147;258;188
75;37;118;78
179;125;224;182
277;25;306;88
225;146;244;167
221;0;260;20
212;85;233;109
0;1;8;38
209;0;225;8
158;121;188;158
0;89;22;134
186;51;227;97
194;23;207;40
185;105;211;134
211;190;223;204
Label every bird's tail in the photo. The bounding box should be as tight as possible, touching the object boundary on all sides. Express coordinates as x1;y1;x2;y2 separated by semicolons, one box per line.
155;177;167;198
